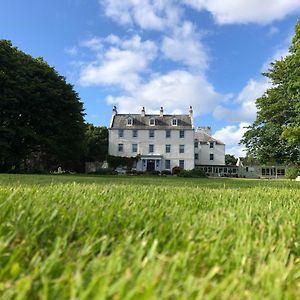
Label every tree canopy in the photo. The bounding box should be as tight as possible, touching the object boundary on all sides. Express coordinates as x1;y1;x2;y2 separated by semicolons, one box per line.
241;19;300;165
0;40;86;172
85;124;108;162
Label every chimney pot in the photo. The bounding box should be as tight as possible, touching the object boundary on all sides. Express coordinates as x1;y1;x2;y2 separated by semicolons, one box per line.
160;106;164;117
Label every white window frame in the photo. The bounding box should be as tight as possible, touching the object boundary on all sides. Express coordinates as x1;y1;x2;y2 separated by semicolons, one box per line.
149;118;155;126
171;118;177;126
127;117;133;126
132;144;138;153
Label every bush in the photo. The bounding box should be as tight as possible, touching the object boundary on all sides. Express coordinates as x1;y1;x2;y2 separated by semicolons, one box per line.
88;168;117;175
286;166;299;180
178;168;207;178
161;170;172;175
172;166;182;175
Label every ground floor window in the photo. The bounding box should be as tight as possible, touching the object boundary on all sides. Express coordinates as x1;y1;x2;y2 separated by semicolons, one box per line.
165;160;171;170
118;143;123;152
195;153;199;160
179;160;184;169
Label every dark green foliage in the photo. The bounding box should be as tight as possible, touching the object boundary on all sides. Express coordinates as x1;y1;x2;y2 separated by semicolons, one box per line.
286;166;300;180
241;19;300;164
85;124;108;162
88;168;117;175
225;154;238;165
178;168;207;178
107;155;140;170
0;40;85;172
172;166;182;175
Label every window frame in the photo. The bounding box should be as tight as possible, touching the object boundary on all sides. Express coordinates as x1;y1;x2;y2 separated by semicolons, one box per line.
179;144;185;154
118;143;124;152
149;144;154;153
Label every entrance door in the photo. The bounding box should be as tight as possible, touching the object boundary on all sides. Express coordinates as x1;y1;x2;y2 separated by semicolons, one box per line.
147;160;155;171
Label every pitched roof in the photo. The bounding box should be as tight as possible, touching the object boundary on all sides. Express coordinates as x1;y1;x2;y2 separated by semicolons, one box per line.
195;130;224;145
110;114;192;129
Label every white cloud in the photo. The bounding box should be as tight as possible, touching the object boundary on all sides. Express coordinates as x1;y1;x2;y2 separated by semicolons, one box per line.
107;70;221;116
79;35;157;91
101;0;181;31
183;0;300;24
65;47;78;56
162;21;208;69
81;37;103;51
214;122;250;156
213;79;270;122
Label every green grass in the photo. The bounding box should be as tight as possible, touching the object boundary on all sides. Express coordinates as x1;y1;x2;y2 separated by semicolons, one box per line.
1;174;300;299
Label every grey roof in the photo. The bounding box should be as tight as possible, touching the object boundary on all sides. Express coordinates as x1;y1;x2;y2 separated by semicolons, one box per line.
110;114;192;129
195;130;224;145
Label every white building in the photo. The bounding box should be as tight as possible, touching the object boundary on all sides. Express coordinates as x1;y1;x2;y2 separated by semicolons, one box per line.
108;106;225;172
194;126;225;166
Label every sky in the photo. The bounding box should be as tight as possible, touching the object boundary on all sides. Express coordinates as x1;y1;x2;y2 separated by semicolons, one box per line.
1;0;300;157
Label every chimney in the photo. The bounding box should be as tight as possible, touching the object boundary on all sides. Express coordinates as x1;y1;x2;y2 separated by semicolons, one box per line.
189;105;193;118
112;105;118;116
160;106;164;117
141;106;145;117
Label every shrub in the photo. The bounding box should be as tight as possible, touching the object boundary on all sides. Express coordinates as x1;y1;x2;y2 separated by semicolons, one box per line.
286;166;299;180
178;168;207;178
161;170;172;175
172;166;182;175
88;168;117;175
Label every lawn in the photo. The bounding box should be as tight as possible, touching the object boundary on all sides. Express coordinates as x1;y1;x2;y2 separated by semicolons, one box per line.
1;174;300;299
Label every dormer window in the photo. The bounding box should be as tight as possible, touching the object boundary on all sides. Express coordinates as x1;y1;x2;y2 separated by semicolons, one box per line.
172;118;177;126
149;118;155;126
127;117;133;126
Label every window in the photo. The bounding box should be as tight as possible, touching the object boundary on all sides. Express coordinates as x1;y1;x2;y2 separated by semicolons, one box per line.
194;141;198;148
179;160;184;169
118;143;123;152
132;144;137;153
165;160;171;170
172;118;177;126
132;129;138;138
118;129;124;138
195;153;199;160
165;144;171;153
179;144;185;153
127;117;133;126
149;118;155;126
210;153;214;161
180;130;185;138
149;144;154;153
277;169;285;176
166;130;171;138
149;129;155;138
209;142;214;148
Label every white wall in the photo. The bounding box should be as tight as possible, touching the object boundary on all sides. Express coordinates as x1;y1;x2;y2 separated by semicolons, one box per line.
195;142;225;165
109;129;194;170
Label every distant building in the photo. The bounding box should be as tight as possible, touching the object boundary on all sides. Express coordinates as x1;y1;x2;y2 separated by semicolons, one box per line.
108;106;226;172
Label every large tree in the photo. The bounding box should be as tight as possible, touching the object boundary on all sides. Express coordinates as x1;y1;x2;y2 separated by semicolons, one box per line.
241;19;300;165
0;40;85;171
85;124;108;162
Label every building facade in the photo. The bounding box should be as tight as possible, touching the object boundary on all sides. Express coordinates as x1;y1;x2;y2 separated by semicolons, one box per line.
108;106;226;172
109;106;195;172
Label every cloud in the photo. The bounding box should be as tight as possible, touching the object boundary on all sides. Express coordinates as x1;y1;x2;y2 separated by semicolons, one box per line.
214;122;251;156
107;70;221;116
65;47;78;56
213;79;270;122
161;21;208;69
81;37;103;51
101;0;181;31
79;35;157;91
183;0;300;25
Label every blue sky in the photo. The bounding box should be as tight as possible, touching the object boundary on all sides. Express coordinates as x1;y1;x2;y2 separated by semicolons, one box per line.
1;0;300;156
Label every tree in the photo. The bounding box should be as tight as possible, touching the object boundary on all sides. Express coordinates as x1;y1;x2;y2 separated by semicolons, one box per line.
225;154;237;165
85;125;108;162
0;40;85;172
241;19;300;165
